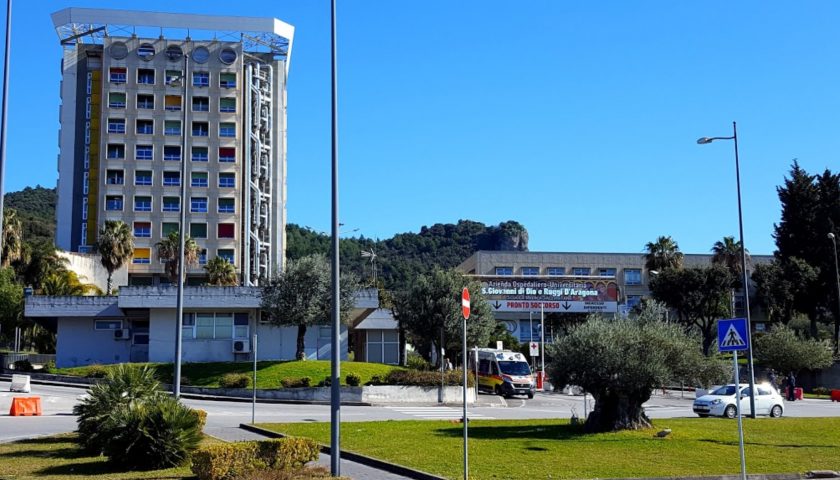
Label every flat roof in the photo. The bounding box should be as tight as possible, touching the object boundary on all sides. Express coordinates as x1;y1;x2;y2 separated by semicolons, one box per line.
51;7;294;61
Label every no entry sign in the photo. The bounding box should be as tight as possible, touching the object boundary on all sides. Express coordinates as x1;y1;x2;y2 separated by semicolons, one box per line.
462;288;470;319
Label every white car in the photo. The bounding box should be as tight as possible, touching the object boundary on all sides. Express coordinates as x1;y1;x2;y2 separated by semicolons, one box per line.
692;383;785;418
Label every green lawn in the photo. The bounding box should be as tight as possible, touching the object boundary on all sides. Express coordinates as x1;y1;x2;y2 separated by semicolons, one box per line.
55;360;403;389
0;433;209;479
258;417;840;479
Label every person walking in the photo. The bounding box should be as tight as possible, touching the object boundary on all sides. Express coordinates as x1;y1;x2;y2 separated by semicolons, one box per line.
786;371;796;402
768;369;778;392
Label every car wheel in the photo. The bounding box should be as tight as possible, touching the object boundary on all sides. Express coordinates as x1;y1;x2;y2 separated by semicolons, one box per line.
495;385;503;396
770;405;782;418
724;405;737;419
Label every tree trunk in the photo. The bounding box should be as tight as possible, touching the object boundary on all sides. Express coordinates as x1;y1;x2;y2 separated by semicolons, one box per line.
106;273;113;296
585;390;652;433
296;324;307;360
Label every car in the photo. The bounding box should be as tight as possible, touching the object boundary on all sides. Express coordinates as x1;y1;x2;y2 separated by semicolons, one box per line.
692;383;785;418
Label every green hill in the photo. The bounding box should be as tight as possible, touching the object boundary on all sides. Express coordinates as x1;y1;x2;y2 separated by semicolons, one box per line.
5;186;56;245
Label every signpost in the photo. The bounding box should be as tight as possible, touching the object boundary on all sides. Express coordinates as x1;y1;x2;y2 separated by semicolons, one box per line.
718;318;749;480
461;288;470;480
529;341;539;357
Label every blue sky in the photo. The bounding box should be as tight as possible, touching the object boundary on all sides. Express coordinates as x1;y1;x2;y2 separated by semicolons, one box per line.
5;1;840;255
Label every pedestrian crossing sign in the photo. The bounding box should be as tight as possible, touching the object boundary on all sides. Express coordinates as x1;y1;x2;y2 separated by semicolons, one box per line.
718;318;749;352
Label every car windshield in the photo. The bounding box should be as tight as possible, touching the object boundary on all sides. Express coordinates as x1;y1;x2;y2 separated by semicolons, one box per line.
711;385;738;396
498;361;531;376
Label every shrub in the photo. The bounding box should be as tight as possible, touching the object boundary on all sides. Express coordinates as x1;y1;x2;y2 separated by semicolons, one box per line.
317;376;332;387
103;396;202;470
191;438;319;480
193;408;208;431
813;387;831;397
365;375;384;386
13;359;33;372
42;360;56;373
84;364;109;378
384;369;475;387
280;377;311;388
219;373;251;389
405;351;430;371
181;375;191;386
236;465;334;479
345;373;361;387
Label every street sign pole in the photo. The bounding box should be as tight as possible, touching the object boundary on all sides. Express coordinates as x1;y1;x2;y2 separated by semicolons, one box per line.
461;287;470;480
540;304;545;391
734;349;746;480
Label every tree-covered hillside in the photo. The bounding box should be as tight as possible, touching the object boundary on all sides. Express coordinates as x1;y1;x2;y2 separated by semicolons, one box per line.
5;186;56;245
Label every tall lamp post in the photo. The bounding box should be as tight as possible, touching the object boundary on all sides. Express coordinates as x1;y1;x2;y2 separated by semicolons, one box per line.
329;0;342;475
829;232;840;354
697;121;757;418
0;0;12;265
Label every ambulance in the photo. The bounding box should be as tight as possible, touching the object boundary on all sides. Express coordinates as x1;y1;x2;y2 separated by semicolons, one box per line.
472;348;535;399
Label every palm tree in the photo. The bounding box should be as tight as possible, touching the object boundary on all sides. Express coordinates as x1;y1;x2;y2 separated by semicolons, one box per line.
156;231;198;284
42;270;101;296
711;236;750;279
94;220;134;295
204;256;238;286
2;208;23;267
644;236;684;272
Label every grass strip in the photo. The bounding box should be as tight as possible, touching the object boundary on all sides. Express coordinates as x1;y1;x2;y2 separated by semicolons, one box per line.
258;417;840;479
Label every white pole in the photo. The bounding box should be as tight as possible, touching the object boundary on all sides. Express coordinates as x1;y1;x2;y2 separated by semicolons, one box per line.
252;333;257;424
540;304;545;391
462;314;468;480
734;350;747;480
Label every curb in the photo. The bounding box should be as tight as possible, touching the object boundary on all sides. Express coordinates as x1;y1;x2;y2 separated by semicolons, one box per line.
238;423;447;480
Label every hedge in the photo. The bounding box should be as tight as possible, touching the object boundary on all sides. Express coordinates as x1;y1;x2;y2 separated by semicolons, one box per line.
191;438;320;480
384;368;475;387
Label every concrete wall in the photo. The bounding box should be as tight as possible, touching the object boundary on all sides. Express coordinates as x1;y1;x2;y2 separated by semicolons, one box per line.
56;317;132;367
58;251;128;293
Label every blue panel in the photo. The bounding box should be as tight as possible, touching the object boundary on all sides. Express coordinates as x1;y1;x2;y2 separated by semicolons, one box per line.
718;318;749;352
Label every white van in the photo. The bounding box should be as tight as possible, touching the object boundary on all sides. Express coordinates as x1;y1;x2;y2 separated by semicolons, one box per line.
472;348;535;399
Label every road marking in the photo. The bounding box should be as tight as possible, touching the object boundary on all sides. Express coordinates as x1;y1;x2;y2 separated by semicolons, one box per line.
384;406;494;420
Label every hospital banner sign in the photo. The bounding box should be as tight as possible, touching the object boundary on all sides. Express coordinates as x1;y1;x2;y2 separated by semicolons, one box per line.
479;277;618;313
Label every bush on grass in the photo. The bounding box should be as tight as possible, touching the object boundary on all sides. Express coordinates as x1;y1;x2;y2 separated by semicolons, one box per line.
280;377;311;388
405;351;431;371
384;369;475;387
219;372;251;389
193;408;208;431
365;375;384;386
191;438;319;480
84;364;109;378
317;376;331;387
236;465;336;479
345;373;361;387
41;360;56;373
813;386;831;397
12;359;33;372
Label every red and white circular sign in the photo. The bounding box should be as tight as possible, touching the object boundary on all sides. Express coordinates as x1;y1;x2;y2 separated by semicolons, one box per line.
462;288;470;319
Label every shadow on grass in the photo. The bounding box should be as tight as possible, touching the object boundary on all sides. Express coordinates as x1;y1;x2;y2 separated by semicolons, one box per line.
9;435;74;445
0;447;81;458
698;438;837;449
434;423;587;441
37;463;186;478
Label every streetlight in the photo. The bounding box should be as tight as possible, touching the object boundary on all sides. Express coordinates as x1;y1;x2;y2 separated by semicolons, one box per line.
0;0;12;265
697;121;757;418
329;0;341;475
828;232;840;354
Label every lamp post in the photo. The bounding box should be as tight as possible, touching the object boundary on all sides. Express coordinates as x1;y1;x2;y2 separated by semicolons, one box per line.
828;232;840;354
329;0;341;475
170;52;190;399
697;121;757;418
0;0;12;265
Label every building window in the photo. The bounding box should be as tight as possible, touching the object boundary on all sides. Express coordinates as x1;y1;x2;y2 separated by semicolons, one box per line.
162;197;180;212
547;267;565;276
366;330;399;365
133;247;151;264
163;146;181;161
164;95;182;111
108;92;126;108
133;221;151;238
218;172;235;188
162;171;180;186
572;267;591;276
135;145;153;161
218;147;235;163
192;71;210;87
136;94;154;109
219;98;236;113
219;73;236;88
107;118;125;134
165;70;182;84
625;269;642;285
191;172;208;187
95;320;122;330
198;248;208;265
135;170;152;186
218;249;235;265
192;147;209;162
495;267;513;276
219;122;236;137
136;119;154;135
218;223;235;239
106;169;124;185
109;67;127;83
190;223;207;239
164;120;181;135
192;122;209;137
137;43;155;60
599;268;616;277
192;312;236;340
191;197;208;213
137;68;155;85
134;196;152;212
192;96;209;112
522;267;540;276
105;195;123;211
162;222;178;236
218;198;235;213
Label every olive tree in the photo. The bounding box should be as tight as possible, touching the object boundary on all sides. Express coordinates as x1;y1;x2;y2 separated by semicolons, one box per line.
754;325;834;375
548;302;728;433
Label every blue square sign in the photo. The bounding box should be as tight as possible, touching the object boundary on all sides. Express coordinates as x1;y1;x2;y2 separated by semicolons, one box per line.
718;318;749;352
